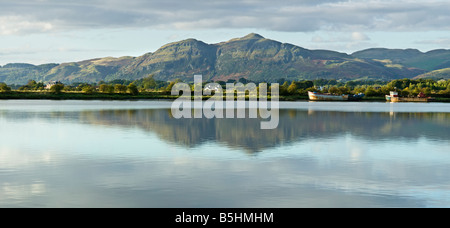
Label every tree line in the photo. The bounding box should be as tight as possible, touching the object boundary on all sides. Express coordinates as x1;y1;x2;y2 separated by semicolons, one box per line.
0;75;169;95
210;78;450;97
1;76;450;97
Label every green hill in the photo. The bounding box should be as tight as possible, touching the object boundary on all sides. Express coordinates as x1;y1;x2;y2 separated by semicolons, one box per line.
352;48;450;71
2;33;449;85
111;33;426;82
414;68;450;80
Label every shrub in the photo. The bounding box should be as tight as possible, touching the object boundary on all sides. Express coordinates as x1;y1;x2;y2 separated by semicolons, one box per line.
127;83;139;95
99;84;114;93
0;83;11;93
50;84;64;94
82;85;94;94
114;84;127;93
287;82;298;95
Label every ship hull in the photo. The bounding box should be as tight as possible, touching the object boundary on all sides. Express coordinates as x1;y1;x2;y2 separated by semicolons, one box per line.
386;91;434;102
308;91;349;101
389;97;432;102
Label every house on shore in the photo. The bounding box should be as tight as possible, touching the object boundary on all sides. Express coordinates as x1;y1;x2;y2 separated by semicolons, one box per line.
204;84;222;92
45;81;63;90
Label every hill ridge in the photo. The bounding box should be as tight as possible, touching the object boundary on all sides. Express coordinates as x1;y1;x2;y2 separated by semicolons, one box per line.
1;33;449;84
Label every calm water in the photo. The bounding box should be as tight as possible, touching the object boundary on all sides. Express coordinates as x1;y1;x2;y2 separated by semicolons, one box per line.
0;100;449;208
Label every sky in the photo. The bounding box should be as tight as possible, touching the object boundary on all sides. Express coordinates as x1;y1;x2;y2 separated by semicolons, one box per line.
0;0;449;65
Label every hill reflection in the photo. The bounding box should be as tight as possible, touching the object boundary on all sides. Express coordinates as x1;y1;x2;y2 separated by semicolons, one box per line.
76;109;449;153
1;108;448;153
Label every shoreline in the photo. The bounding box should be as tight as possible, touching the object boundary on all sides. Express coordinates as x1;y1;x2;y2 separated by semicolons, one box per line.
1;91;449;102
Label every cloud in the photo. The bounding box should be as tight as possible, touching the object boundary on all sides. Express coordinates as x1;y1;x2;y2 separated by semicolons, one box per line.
0;0;449;35
415;38;450;47
0;0;447;46
351;32;370;41
310;32;375;52
0;16;53;35
311;32;370;43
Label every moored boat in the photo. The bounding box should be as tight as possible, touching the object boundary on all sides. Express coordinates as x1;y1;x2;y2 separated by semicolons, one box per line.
385;91;434;102
348;93;366;101
308;91;364;101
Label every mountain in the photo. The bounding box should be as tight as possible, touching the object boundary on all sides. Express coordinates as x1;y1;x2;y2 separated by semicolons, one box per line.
414;68;450;80
0;63;58;85
111;33;424;82
111;38;217;82
352;48;450;71
44;56;135;83
2;33;449;85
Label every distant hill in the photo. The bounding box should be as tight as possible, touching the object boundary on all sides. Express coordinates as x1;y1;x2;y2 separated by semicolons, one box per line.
2;33;450;85
414;68;450;80
352;48;450;71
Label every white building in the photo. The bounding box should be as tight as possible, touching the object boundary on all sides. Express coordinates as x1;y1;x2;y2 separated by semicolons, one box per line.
45;81;63;90
204;84;222;92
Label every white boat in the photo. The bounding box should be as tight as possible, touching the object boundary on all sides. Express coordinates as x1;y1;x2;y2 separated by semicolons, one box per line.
308;91;349;101
385;91;433;102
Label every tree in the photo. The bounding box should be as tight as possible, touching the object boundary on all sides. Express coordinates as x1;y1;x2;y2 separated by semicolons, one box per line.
127;83;139;95
238;78;249;84
352;86;365;94
279;81;290;95
0;83;11;93
380;85;394;95
35;82;45;90
388;79;403;90
287;81;298;95
400;89;410;97
114;84;127;93
298;80;314;89
27;80;37;88
328;86;339;95
215;81;226;86
364;86;377;97
165;81;176;93
345;81;357;89
75;83;90;91
19;80;44;91
63;85;75;91
328;79;338;86
337;86;350;95
99;84;114;93
305;87;318;93
140;74;157;91
82;85;94;94
50;84;64;94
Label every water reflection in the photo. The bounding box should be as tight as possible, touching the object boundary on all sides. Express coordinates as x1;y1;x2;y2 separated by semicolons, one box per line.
0;101;449;208
1;108;447;153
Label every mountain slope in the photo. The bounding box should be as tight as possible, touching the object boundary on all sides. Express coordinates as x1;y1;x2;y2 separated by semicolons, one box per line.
0;63;58;85
1;33;446;85
352;48;450;71
44;56;135;83
112;33;425;82
414;68;450;80
112;38;217;82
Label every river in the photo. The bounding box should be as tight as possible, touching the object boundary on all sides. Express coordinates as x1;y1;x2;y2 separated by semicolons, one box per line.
0;100;449;207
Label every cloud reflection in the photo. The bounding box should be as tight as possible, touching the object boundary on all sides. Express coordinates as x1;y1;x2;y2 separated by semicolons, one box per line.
0;103;449;207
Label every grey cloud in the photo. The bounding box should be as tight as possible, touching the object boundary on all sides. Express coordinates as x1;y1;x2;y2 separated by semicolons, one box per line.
415;38;450;47
0;0;448;34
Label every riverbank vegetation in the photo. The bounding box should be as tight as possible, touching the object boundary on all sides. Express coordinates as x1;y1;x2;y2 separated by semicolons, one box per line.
1;76;450;101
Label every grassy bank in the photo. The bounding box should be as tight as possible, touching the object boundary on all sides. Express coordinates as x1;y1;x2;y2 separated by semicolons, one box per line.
0;91;179;100
0;91;305;101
